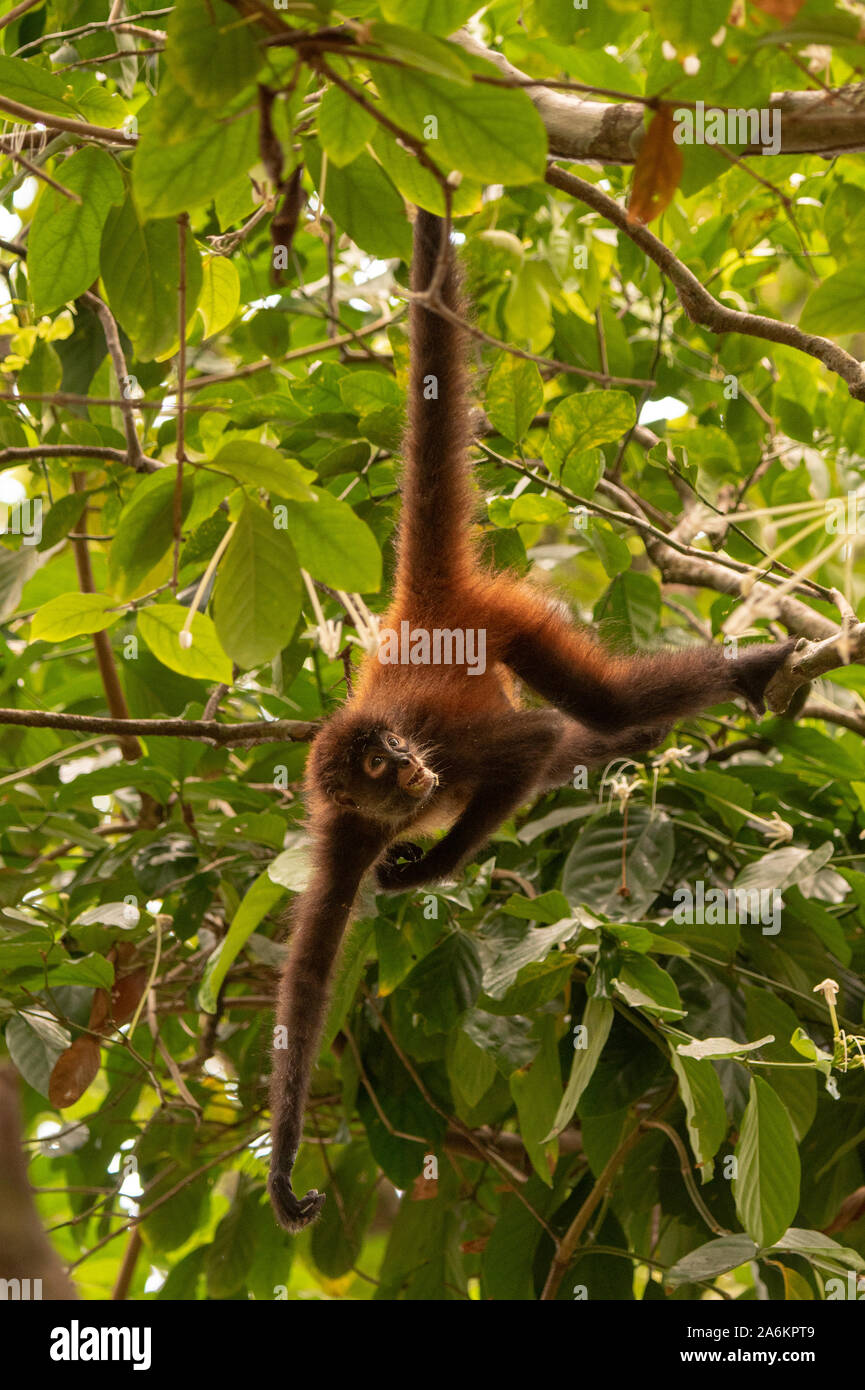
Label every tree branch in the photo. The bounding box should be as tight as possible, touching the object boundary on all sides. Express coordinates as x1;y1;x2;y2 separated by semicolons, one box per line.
545;163;865;402
80;292;146;472
0;708;318;744
454;32;865;164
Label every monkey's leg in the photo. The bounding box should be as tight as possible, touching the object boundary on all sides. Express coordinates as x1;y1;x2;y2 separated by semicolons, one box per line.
498;598;795;731
537;719;673;791
377;711;563;890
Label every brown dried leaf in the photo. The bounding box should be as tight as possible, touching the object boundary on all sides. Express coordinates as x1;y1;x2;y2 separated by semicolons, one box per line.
751;0;807;21
48;1037;101;1108
627;107;683;226
110;967;149;1027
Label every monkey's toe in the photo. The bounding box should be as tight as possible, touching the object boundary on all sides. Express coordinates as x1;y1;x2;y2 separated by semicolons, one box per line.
268;1169;326;1232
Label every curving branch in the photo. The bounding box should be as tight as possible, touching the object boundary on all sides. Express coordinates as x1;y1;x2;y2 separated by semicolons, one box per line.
545;163;865;403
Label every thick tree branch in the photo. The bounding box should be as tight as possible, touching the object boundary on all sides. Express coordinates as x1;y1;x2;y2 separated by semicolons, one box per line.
545;164;865;403
454;32;865;164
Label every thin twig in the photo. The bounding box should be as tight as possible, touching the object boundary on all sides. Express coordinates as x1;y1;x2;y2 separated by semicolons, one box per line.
172;212;190;591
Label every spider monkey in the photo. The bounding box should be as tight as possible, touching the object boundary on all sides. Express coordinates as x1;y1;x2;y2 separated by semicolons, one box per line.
267;209;794;1231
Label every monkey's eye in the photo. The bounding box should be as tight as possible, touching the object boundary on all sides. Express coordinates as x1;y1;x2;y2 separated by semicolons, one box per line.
386;735;400;749
364;753;388;778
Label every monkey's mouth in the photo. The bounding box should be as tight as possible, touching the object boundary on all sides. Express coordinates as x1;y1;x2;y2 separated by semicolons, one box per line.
400;764;437;798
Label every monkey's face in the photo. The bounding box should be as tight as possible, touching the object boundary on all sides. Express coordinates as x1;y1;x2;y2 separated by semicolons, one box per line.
325;728;438;820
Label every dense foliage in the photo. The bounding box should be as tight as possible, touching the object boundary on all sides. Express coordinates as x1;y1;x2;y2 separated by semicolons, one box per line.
1;0;865;1301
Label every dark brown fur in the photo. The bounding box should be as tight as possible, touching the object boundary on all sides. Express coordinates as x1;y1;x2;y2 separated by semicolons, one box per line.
268;210;794;1230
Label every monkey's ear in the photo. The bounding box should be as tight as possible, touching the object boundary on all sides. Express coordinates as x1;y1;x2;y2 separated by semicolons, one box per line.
331;790;358;809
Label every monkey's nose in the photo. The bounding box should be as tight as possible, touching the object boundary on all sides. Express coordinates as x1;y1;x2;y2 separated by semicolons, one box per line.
396;754;412;767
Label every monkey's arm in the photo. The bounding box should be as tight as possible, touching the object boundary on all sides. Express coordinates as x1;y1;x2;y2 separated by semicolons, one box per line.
500;601;795;731
269;818;386;1231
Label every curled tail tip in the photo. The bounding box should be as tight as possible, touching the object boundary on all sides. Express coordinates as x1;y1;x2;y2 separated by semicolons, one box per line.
268;1167;326;1232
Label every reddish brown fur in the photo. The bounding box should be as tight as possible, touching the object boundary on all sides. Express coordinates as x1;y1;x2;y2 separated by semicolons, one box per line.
268;210;794;1231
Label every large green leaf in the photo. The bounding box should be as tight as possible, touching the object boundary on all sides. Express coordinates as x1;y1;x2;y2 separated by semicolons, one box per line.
734;1076;801;1248
484;354;544;443
101;197;202;359
277;489;381;592
212;500;303;667
29;148;124;315
31;592;119;642
165;0;262;107
374;66;547;184
108;467;194;598
138;603;232;684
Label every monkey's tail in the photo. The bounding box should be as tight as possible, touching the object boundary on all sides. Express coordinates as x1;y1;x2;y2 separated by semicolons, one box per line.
268;834;376;1231
393;208;476;605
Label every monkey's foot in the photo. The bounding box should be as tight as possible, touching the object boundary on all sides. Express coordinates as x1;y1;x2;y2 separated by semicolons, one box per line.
268;1168;326;1232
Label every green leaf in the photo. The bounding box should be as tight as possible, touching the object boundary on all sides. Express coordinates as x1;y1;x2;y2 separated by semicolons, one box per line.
562;807;672;920
544;390;636;475
198;868;286;1012
101;198;202;359
546;996;613;1139
318;83;376;166
676;1035;774;1060
404;930;482;1032
650;0;730;50
367;23;474;82
310;1145;378;1277
134;105;259;221
209;441;315;499
50;953;115;989
734;1075;801;1248
670;1052;727;1179
614;954;685;1020
6;1011;70;1098
800;268;865;337
205;1187;258;1298
0;55;85;118
484;354;544;443
29;148;124;315
212;501;303;668
378;0;483;34
306;144;411;260
277;489;381;592
372;130;482;215
108;467;194;598
165;0;262;107
510;1015;562;1184
138;603;233;684
480;917;582;999
31;592;119;642
339;371;403;415
374;66;547;184
198;255;240;338
447;1028;497;1108
666;1235;758;1289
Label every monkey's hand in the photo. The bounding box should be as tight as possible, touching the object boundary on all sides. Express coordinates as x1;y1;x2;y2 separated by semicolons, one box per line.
268;1166;326;1232
729;638;797;718
376;841;424;891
